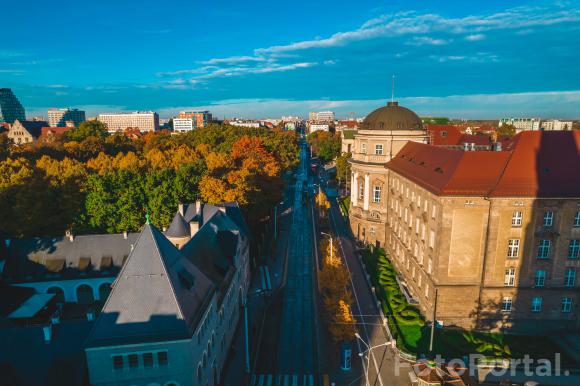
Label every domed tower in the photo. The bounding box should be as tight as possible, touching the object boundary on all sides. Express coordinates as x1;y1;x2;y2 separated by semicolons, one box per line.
349;101;428;247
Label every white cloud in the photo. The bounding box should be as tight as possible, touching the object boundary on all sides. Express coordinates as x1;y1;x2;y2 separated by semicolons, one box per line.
199;56;268;65
407;36;449;46
323;59;338;65
465;34;486;41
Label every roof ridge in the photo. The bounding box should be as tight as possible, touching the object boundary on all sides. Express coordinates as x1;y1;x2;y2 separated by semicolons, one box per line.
149;225;185;320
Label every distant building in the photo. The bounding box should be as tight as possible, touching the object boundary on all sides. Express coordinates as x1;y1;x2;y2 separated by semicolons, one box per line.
228;120;261;128
7;119;48;144
47;108;86;127
0;88;26;124
309;111;335;122
499;118;541;133
178;111;212;128
309;123;330;133
173;118;195;133
98;112;159;133
541;119;573;131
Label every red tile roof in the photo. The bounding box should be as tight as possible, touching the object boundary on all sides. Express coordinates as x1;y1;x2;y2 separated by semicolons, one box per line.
41;127;71;136
387;131;580;197
426;125;465;146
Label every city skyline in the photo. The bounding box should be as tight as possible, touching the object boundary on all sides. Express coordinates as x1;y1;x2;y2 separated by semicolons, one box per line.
1;0;580;119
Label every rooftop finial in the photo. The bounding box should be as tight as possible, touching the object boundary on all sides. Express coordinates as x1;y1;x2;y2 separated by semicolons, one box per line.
391;74;395;103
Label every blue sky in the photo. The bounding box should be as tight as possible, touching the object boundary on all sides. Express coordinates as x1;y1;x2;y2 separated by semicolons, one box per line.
1;0;579;119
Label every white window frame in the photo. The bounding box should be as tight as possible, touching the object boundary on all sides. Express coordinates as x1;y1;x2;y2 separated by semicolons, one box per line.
543;211;554;226
562;297;572;313
531;296;542;312
360;143;366;154
537;239;551;259
504;268;516;287
568;240;580;259
358;182;364;200
429;230;435;249
564;268;576;287
507;239;520;259
512;211;523;227
375;144;383;155
501;297;512;312
373;186;381;203
534;269;546;287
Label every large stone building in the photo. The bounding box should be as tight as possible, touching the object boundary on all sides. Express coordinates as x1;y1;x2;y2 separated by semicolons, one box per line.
348;101;429;247
47;108;86;127
383;131;580;332
0;88;26;124
98;112;160;133
0;201;250;386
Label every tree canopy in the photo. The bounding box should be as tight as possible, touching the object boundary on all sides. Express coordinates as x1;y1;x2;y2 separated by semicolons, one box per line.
0;124;299;237
307;131;341;162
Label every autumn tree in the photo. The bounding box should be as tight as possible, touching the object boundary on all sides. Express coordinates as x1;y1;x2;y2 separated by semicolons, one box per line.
65;120;108;142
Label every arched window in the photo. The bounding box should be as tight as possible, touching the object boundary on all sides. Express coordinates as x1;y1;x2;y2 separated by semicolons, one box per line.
47;286;65;303
98;282;112;302
76;284;94;305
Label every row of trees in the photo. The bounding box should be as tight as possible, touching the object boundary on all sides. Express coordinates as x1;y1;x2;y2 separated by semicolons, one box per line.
0;121;300;237
306;131;341;162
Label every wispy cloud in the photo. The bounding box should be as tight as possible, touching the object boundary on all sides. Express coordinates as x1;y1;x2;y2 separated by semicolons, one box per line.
406;36;449;46
465;34;486;41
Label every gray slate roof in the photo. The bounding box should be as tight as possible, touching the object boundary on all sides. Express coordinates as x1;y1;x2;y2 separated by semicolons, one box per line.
2;233;139;283
86;224;214;348
165;212;190;238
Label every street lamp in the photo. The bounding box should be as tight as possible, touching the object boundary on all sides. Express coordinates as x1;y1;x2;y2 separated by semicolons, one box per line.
355;332;392;386
320;232;333;263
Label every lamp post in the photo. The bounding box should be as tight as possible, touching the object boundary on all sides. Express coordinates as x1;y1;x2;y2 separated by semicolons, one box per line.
320;232;333;263
355;332;392;386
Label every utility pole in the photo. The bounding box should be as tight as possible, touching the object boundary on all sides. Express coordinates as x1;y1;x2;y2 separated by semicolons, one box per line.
429;288;438;353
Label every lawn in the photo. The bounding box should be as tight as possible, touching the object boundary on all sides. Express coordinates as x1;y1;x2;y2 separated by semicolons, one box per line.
361;247;574;364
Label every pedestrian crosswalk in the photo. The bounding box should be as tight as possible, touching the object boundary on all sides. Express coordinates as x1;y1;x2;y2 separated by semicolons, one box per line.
250;374;316;386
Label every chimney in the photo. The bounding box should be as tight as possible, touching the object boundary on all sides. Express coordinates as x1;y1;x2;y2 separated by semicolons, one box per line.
65;230;74;242
470;143;476;151
189;221;200;236
495;142;502;152
123;231;128;240
178;203;184;216
195;200;202;215
463;142;469;152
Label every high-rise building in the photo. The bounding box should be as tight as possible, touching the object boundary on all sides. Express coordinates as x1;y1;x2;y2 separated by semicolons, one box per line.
47;108;86;127
0;88;26;124
97;112;159;133
178;111;212;128
309;111;335;122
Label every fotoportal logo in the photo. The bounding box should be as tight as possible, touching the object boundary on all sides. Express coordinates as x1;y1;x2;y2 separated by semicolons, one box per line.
394;353;571;378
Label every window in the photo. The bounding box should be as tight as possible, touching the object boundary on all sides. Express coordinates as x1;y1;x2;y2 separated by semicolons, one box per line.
373;186;381;203
501;297;512;312
574;211;580;227
431;205;437;219
421;224;426;241
128;354;139;369
564;268;576;287
568;240;580;259
369;227;376;235
360;143;366;154
359;182;364;200
534;270;546;287
531;296;542;312
415;218;420;234
562;297;572;313
143;353;153;368
507;239;520;258
504;268;516;287
429;230;435;249
112;355;124;370
424;285;429;298
543;211;554;226
157;351;168;366
375;144;383;155
427;259;432;274
417;195;421;207
512;211;523;227
537;240;551;259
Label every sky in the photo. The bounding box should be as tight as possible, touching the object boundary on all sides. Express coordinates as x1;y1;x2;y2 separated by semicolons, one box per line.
1;0;580;119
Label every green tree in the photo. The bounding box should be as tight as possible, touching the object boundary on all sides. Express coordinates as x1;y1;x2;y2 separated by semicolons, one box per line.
496;124;516;137
65;120;109;142
335;152;351;186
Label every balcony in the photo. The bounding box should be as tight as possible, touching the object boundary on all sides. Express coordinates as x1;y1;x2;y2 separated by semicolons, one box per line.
351;152;390;164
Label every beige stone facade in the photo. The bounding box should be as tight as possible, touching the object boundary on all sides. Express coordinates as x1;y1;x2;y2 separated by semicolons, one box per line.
348;102;429;248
